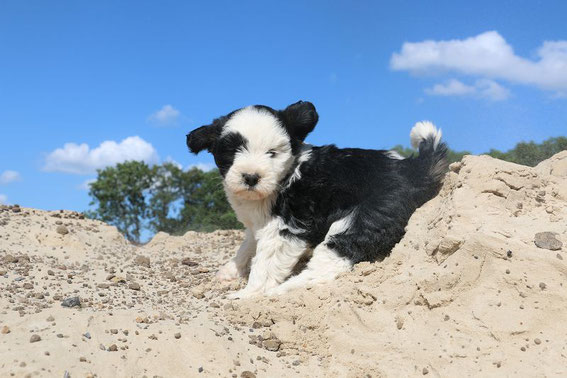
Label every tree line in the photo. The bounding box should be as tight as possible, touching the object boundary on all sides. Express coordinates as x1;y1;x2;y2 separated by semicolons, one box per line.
86;136;567;242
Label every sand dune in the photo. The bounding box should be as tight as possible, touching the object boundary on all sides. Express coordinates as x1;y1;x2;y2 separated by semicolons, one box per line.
1;151;566;377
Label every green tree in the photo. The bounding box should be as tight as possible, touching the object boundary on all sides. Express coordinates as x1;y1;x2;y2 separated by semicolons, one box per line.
87;161;242;242
87;161;154;243
486;137;567;167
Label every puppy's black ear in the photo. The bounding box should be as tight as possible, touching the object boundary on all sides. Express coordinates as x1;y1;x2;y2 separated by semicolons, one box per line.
186;118;224;154
280;101;318;142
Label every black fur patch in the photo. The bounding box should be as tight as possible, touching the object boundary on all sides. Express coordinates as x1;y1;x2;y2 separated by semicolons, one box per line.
214;132;248;177
274;139;447;263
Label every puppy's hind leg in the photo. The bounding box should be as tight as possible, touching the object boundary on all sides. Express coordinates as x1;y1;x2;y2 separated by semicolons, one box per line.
216;229;256;282
267;244;352;296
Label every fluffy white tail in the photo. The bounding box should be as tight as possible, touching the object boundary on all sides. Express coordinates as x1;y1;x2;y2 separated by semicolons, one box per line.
410;121;442;150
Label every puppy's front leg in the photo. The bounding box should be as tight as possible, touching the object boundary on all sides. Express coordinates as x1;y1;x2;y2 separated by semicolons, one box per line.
228;219;306;299
217;229;256;282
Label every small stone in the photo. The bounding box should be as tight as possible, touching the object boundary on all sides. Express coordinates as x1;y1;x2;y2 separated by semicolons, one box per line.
80;356;87;362
111;276;126;284
539;282;546;290
108;344;118;352
23;282;33;289
198;367;204;373
181;258;198;267
241;372;256;378
534;338;541;345
110;329;118;334
422;367;429;375
191;287;205;299
83;332;91;339
395;315;404;330
129;282;141;291
30;334;41;343
56;225;69;235
1;326;10;334
61;296;81;308
174;332;181;339
46;315;55;322
506;250;513;258
134;255;151;268
263;339;281;351
534;232;563;251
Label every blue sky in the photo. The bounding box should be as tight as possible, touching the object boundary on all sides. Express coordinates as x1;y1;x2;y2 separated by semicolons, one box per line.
1;0;566;212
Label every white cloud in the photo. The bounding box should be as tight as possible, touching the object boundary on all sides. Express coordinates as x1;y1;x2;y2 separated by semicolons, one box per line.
425;78;510;101
425;79;476;96
44;136;159;175
0;170;21;184
391;31;567;95
0;194;7;205
148;105;181;125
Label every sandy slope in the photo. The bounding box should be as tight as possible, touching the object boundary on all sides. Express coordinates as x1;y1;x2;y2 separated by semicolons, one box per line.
1;152;566;377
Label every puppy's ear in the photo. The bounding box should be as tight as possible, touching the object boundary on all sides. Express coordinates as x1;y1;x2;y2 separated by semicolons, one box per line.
280;101;318;142
186;118;224;154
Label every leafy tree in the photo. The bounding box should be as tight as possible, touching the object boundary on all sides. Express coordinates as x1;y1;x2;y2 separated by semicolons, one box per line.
486;137;567;167
87;161;154;243
87;161;242;242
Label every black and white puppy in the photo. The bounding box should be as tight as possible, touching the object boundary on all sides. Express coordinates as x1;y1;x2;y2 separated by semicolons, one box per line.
187;101;448;298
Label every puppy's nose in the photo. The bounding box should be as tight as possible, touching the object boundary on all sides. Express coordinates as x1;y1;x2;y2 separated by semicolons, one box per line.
242;173;260;187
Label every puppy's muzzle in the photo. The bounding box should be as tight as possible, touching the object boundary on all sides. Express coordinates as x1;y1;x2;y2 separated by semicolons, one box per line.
242;173;260;188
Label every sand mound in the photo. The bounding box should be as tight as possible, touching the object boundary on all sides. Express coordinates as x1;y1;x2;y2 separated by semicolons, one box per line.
227;152;567;377
1;152;566;377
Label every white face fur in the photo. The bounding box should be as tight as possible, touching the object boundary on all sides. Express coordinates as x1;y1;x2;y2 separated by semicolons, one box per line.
222;107;295;201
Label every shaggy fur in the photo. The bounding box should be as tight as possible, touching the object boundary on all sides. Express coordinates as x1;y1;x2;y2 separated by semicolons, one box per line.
187;101;448;298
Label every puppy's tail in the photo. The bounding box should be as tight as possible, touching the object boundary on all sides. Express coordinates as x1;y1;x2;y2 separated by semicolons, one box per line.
408;121;449;189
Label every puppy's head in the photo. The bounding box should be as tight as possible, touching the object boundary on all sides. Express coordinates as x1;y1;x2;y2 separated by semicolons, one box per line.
187;101;318;201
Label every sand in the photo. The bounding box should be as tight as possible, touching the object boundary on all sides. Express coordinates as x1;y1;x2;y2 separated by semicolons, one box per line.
1;151;566;377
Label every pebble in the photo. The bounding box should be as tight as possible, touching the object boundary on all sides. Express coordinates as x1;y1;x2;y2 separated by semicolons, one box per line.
191;287;205;299
30;334;41;343
181;258;198;267
1;326;10;334
108;344;118;352
56;225;69;235
263;339;281;351
174;332;181;339
135;255;151;268
129;282;141;291
83;332;91;339
61;296;81;308
539;282;546;290
46;315;55;322
241;372;256;378
534;338;542;345
198;367;204;373
422;367;429;375
534;232;563;251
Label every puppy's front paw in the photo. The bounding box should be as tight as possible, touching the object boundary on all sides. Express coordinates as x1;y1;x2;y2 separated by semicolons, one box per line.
216;261;240;282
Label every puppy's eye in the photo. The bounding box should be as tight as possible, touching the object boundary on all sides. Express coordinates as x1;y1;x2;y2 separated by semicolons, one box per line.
267;150;277;158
